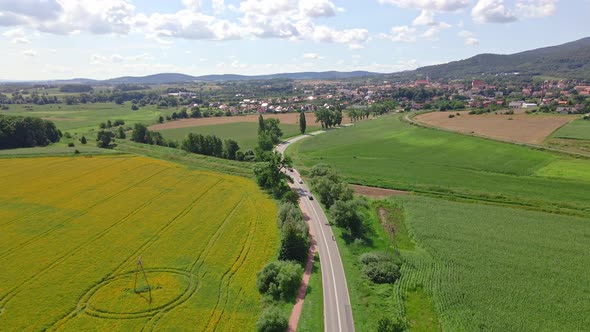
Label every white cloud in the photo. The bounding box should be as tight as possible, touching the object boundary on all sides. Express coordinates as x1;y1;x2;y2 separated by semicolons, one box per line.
421;22;451;39
183;0;203;12
472;0;517;23
0;0;62;20
516;0;557;18
91;53;153;65
299;0;337;17
412;10;436;26
459;30;479;45
310;26;369;46
2;27;25;38
378;0;470;12
302;53;323;59
23;49;37;56
145;10;242;41
2;27;32;43
381;26;417;43
211;0;226;13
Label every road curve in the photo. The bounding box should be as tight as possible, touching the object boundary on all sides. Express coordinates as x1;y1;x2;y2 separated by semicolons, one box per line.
276;132;355;332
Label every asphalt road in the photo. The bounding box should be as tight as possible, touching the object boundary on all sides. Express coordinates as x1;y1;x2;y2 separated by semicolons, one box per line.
276;132;355;332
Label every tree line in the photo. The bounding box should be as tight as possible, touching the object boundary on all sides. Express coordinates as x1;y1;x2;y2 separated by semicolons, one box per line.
0;115;61;149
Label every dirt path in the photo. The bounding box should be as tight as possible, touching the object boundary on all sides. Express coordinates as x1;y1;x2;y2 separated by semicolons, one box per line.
287;193;318;332
351;184;408;198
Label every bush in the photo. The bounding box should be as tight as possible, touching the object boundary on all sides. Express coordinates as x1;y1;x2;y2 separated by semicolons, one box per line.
359;252;402;284
131;104;139;111
256;306;288;332
448;114;455;118
74;149;80;154
377;317;407;332
256;261;302;301
67;142;75;147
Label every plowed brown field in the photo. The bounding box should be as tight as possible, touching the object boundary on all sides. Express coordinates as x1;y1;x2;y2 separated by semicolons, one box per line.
415;111;573;144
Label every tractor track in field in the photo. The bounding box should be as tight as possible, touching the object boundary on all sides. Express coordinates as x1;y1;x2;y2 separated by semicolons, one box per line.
141;196;247;332
0;162;152;259
0;166;170;308
47;178;224;330
0;157;133;228
204;198;256;331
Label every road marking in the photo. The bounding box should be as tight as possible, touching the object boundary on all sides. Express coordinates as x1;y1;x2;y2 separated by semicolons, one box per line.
280;133;354;332
295;178;343;332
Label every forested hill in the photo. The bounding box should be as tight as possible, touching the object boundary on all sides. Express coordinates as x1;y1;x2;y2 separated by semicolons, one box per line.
409;37;590;80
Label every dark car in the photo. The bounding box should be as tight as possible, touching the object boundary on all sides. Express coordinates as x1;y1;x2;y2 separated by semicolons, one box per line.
309;196;314;200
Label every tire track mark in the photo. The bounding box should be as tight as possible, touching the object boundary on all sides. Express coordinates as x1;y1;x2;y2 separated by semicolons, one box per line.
142;196;247;332
0;162;151;258
0;166;170;307
48;179;225;331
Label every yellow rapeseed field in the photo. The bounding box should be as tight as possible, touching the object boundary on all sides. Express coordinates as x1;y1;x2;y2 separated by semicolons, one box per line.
0;155;279;331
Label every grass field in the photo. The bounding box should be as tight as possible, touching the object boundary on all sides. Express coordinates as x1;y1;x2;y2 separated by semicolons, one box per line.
551;119;590;140
290;115;590;215
332;196;590;331
1;102;175;133
0;155;278;331
157;122;318;149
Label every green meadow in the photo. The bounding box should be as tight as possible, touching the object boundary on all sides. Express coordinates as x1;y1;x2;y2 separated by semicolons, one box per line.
551;118;590;140
158;122;319;150
2;102;175;133
289;114;590;215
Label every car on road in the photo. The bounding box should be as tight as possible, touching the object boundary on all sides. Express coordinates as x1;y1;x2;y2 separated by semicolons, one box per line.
299;180;303;184
288;168;293;172
309;196;314;200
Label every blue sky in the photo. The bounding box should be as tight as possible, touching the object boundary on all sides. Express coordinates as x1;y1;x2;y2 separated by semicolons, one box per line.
1;0;589;80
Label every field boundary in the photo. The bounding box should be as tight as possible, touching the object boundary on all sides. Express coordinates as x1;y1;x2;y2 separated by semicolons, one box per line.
405;112;590;158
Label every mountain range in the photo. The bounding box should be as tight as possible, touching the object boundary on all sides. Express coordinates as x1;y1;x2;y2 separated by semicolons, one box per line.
3;37;589;84
406;36;590;80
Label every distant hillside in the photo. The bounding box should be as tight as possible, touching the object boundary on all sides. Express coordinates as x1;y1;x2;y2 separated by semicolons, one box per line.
410;37;590;80
100;71;380;84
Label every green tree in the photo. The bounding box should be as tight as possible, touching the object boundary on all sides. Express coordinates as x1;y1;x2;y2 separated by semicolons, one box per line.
279;220;310;265
79;135;87;145
116;126;126;139
223;139;240;160
256;260;303;301
96;130;115;148
258;114;265;134
131;123;148;143
330;197;368;237
299;111;306;134
256;306;288;332
158;116;164;123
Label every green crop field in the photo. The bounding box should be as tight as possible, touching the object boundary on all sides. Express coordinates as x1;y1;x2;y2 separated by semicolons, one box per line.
290;114;590;215
158;122;318;150
333;196;590;331
551;119;590;140
0;155;278;331
1;102;175;133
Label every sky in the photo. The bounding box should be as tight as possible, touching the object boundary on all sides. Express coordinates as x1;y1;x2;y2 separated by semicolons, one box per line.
1;0;589;80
